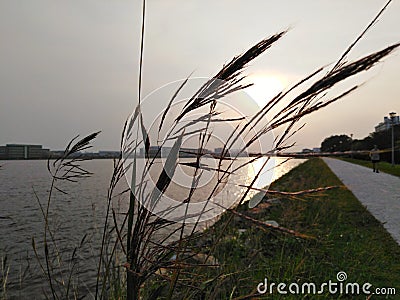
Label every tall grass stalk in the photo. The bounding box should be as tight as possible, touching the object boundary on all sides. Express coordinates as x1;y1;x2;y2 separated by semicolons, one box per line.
33;1;399;299
1;255;9;300
97;1;397;298
33;132;100;299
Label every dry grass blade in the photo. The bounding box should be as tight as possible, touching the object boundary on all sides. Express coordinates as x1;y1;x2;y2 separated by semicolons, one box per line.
137;0;146;105
127;105;141;138
330;0;393;72
239;185;344;197
271;86;359;130
176;31;287;122
149;131;184;208
158;74;192;134
179;161;233;175
278;43;399;119
227;208;314;239
68;132;100;155
140;113;150;157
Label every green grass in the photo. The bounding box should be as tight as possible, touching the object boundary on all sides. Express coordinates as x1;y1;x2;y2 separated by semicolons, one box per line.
340;157;400;178
164;158;400;299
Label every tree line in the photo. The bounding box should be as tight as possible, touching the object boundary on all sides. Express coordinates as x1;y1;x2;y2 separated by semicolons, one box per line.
320;124;399;163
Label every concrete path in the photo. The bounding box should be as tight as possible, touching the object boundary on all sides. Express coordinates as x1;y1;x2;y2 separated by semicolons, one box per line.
323;158;400;245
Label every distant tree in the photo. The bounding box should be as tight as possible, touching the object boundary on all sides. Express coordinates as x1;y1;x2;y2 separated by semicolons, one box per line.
349;136;373;151
320;125;399;162
369;130;391;149
321;134;352;152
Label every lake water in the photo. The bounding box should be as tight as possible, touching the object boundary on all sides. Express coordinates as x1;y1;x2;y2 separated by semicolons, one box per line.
0;158;304;299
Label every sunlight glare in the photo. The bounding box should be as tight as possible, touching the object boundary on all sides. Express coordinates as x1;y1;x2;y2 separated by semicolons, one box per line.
246;75;286;108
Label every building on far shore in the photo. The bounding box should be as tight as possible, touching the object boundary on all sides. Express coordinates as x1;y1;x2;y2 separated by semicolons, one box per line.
302;148;313;153
98;151;121;158
375;113;400;132
0;144;50;160
301;147;321;154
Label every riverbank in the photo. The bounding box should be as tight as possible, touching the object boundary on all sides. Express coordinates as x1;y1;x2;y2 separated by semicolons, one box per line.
175;158;400;299
3;158;399;298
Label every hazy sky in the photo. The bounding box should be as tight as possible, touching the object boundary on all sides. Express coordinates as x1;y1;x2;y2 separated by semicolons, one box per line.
1;1;399;151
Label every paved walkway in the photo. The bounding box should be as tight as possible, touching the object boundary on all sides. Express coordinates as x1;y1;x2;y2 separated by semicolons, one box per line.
323;158;400;245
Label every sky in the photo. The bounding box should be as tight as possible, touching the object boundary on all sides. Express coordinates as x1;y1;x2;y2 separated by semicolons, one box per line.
0;0;399;151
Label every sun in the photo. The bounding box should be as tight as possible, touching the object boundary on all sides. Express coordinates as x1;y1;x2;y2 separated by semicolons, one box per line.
246;74;286;108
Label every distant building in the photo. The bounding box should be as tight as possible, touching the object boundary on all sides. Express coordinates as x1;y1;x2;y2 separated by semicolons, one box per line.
140;147;172;158
312;147;321;153
146;146;161;158
214;148;224;154
214;148;231;157
179;147;198;158
161;147;172;158
139;146;217;158
0;144;50;160
227;148;246;157
302;148;313;153
50;150;66;158
98;151;121;158
0;147;6;159
375;113;400;132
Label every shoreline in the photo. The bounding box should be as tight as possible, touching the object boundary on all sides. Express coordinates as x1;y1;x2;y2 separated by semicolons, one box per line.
165;158;400;298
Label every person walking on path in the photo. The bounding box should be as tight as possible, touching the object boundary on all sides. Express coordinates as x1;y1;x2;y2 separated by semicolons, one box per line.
369;145;380;173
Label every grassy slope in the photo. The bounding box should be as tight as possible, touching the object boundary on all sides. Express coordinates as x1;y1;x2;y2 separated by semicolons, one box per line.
187;158;400;299
340;157;400;178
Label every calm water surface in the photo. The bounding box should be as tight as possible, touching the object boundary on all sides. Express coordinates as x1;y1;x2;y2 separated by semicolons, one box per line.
0;158;304;299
